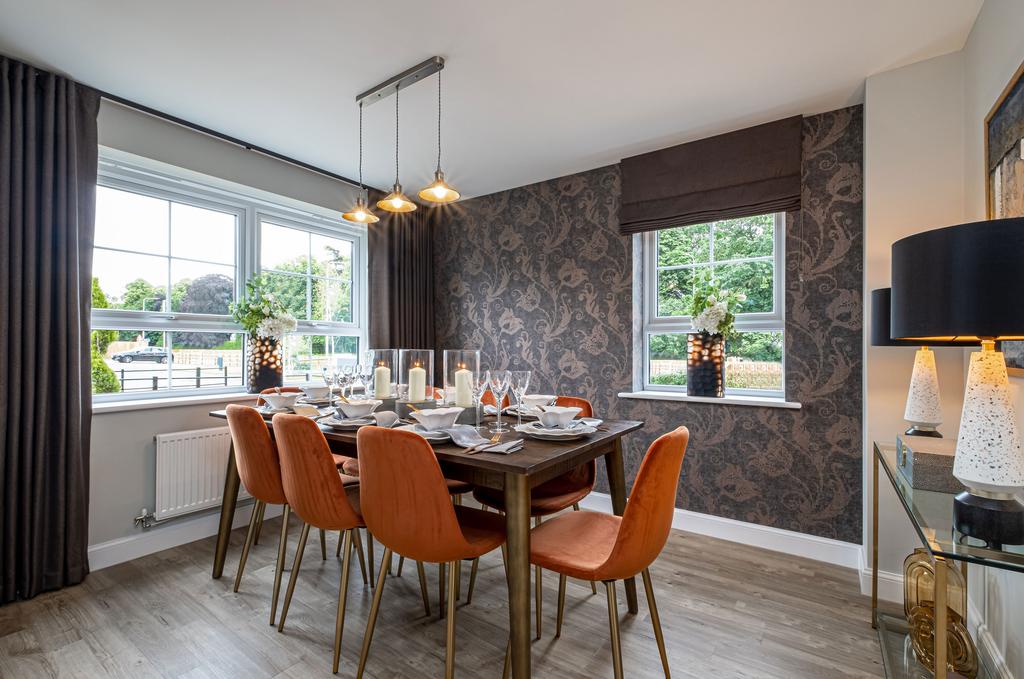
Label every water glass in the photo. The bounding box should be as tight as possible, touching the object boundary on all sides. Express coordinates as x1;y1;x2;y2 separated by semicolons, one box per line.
489;370;512;433
509;370;532;427
473;370;490;430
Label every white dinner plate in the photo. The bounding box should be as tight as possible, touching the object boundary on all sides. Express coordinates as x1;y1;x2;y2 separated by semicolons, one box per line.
320;416;373;431
514;422;597;441
396;424;452;443
298;397;332;407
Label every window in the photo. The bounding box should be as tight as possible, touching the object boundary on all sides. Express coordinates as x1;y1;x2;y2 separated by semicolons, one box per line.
91;152;368;400
641;213;785;396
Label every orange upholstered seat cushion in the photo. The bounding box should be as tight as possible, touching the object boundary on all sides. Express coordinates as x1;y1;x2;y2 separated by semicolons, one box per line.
529;510;621;580
452;505;507;558
472;472;592;516
446;479;474;495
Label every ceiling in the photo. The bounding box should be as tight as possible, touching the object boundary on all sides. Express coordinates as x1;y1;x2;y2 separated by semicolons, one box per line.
0;0;982;200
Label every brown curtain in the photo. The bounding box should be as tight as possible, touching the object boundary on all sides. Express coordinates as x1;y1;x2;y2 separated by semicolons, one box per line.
619;115;802;234
0;56;99;603
367;205;435;350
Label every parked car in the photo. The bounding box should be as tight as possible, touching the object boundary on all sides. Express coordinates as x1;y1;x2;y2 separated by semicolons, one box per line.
111;346;171;364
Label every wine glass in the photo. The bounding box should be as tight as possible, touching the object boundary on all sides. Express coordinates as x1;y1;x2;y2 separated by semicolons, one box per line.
321;367;336;407
509;370;532;428
359;363;374;399
340;364;354;398
488;370;512;433
472;370;491;431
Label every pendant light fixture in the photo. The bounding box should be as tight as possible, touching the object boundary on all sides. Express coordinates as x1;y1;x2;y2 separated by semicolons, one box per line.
342;102;380;224
419;68;460;204
377;84;417;213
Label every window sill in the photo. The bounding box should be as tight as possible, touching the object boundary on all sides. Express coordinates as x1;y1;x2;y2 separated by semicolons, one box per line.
92;391;258;414
617;390;802;409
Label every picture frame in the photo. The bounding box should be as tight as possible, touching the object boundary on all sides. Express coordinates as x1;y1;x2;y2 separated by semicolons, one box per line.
986;58;1024;376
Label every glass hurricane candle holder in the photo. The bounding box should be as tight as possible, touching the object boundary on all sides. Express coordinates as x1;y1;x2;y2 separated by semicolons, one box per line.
399;349;434;403
686;332;725;398
443;349;480;407
365;348;397;399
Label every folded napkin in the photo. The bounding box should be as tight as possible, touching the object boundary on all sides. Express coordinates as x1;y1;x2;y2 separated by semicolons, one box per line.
474;440;523;455
372;411;400;428
483;404;500;416
443;425;490;448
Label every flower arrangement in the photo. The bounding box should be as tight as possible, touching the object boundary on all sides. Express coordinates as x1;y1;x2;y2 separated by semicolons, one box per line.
688;269;746;337
230;276;297;339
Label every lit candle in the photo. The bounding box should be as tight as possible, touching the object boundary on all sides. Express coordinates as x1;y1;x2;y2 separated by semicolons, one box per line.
454;363;473;408
374;361;391;398
408;362;427;402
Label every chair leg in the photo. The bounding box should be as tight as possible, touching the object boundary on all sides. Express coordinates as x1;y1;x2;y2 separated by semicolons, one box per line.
253;500;267;545
642;568;671;677
465;558;480;605
445;560;458;679
534;517;542;640
438;562;447;619
455;558;462;601
605;581;624;679
397;555;405;577
502;638;511;679
269;504;291;626
572;504;597;595
233;500;262;593
353;528;368;585
336;530;343;557
332;529;354;674
556;574;567;638
416;560;431;616
278;522;311;632
319;527;327;561
356;547;393;679
367;531;375;587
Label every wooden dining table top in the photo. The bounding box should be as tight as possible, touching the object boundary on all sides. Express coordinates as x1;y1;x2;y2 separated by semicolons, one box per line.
208;408;643;489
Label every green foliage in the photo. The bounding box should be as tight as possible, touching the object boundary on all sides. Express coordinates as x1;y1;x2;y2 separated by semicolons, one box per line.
727;332;783;363
174;274;235;348
118;278;165;346
688;268;746;338
90;346;120;394
90;278;117;354
230;275;296;337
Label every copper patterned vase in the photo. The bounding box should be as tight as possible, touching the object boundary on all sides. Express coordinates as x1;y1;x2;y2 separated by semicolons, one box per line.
686;332;725;398
246;335;283;394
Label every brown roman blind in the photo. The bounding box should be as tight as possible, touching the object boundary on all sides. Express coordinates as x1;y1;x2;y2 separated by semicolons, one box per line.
619;115;802;235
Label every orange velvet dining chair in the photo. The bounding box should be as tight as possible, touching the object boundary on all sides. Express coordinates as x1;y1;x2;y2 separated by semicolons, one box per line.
272;413;368;674
473;395;599;637
354;427;507;679
518;426;690;679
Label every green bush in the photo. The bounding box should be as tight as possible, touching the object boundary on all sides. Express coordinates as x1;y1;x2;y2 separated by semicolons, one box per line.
91;347;121;394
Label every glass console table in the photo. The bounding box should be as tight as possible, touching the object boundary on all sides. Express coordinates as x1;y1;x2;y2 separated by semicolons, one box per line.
872;442;1024;678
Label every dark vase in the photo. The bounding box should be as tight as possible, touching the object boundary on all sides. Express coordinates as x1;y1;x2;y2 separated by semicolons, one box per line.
246;335;283;394
686;332;725;398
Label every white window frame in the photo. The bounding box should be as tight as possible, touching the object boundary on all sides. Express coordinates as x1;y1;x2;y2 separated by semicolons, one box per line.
91;149;369;402
640;212;786;397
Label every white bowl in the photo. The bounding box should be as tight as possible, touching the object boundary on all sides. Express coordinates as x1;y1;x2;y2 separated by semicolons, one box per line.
299;384;331;400
336;399;382;419
262;392;301;410
409;407;464;431
537;406;582;428
522;394;556;410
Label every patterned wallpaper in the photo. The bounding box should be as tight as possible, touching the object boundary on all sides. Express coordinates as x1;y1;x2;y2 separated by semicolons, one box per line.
435;106;863;543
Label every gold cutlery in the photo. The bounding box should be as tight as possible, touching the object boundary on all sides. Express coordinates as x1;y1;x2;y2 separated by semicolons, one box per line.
465;433;501;454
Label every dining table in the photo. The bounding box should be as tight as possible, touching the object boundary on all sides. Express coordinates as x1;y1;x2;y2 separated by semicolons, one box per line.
208;407;644;678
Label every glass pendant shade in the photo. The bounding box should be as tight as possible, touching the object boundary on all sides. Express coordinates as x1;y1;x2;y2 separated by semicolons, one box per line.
377;183;417;213
419;170;460;203
342;195;380;224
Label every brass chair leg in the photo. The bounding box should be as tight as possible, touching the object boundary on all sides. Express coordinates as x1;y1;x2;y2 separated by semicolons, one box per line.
445;560;458;679
319;527;327;560
332;530;354;674
356;548;393;679
253;500;267;545
502;639;511;679
367;531;375;587
556;574;567;638
438;562;447;619
572;504;597;595
353;528;368;585
416;560;431;616
278;522;311;632
642;568;670;677
233;500;262;593
466;558;480;605
269;504;291;626
605;581;624;679
534;516;542;639
455;558;462;602
397;555;405;577
336;530;343;558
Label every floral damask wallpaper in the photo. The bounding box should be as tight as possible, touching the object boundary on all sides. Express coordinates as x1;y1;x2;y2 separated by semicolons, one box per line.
435;106;863;543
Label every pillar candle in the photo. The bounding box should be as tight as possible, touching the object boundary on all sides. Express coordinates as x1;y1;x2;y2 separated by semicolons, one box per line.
454;366;473;408
374;363;391;398
408;364;427;402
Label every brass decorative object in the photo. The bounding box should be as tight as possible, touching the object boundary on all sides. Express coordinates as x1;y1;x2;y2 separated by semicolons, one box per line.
686;331;725;397
903;549;978;678
246;335;283;393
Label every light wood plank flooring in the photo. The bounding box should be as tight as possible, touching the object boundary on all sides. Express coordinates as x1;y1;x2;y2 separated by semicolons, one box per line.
0;513;887;678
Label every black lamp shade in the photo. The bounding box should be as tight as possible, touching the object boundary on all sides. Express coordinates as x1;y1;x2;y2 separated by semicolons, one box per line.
870;288;963;347
890;217;1024;342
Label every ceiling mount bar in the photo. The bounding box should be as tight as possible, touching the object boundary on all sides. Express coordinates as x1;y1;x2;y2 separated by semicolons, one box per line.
356;56;445;107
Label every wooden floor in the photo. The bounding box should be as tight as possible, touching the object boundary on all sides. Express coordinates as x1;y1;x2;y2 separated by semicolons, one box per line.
0;512;887;678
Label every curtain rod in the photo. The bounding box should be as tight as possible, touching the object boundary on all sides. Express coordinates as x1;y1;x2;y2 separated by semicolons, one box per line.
98;90;368;191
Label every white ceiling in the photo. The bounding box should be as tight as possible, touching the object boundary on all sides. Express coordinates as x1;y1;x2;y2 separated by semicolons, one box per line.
0;0;982;200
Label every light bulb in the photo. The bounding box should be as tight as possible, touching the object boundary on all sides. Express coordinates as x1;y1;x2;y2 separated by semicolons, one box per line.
355;210;366;220
432;185;447;199
391;198;403;209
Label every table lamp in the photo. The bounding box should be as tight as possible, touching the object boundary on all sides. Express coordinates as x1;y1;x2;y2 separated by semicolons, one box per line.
891;217;1024;547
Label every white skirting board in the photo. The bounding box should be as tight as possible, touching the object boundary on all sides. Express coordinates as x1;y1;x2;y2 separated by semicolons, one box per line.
88;502;282;572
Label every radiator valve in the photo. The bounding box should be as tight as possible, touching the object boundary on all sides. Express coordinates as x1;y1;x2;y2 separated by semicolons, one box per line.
134;508;155;530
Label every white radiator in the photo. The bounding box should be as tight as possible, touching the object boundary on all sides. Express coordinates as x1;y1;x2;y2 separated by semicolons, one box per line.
154;426;249;520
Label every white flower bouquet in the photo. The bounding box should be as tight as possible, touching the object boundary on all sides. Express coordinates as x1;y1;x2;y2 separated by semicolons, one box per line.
230;276;297;339
688;269;746;337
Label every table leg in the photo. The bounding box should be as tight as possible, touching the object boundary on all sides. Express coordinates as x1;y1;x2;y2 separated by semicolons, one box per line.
871;449;879;629
605;439;638;614
212;441;241;579
934;555;948;679
505;473;531;678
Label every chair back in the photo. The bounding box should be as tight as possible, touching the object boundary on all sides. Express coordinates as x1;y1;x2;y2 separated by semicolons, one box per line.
356;427;469;563
225;405;286;505
599;427;689;580
555;395;593;418
256;386;301;406
272;414;361;531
